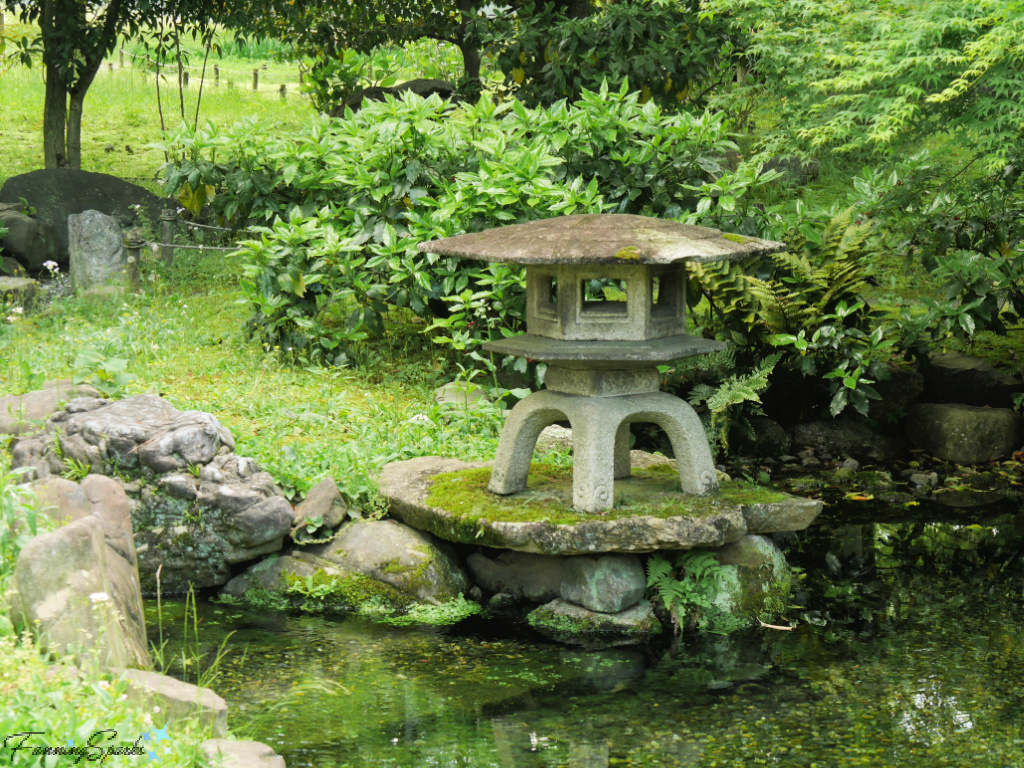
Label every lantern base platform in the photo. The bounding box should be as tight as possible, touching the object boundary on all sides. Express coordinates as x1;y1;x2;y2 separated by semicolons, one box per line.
487;389;717;513
378;457;823;555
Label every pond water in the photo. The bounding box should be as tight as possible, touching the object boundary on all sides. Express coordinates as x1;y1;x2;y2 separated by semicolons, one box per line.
151;519;1024;768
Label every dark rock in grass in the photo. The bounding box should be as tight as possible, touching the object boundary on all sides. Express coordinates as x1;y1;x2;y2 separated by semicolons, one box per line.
790;420;902;462
0;169;166;260
9;394;292;594
2;254;28;276
0;207;60;270
905;403;1024;464
527;599;661;647
467;551;564;602
329;79;456;116
922;352;1023;409
559;554;645;613
0;276;39;309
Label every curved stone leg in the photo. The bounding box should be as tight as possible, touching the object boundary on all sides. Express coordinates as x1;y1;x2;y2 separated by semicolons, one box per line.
488;391;568;495
568;402;626;514
627;392;719;496
613;420;632;479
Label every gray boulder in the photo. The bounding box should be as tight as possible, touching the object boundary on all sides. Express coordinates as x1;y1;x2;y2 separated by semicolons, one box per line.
9;394;293;593
0;169;166;259
527;599;661;647
7;483;150;670
309;520;469;604
467;551;564;602
559;554;645;613
68;210;126;292
790;420;901;462
905;403;1024;464
201;740;285;768
293;476;348;528
0;207;59;270
0;379;100;436
122;669;227;737
923;353;1022;408
706;535;792;633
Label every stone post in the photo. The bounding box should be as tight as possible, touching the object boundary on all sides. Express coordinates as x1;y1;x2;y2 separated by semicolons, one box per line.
214;64;219;85
252;69;259;91
123;231;144;292
160;209;176;266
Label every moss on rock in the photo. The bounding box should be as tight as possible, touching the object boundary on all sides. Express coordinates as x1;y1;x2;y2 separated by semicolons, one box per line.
426;463;788;528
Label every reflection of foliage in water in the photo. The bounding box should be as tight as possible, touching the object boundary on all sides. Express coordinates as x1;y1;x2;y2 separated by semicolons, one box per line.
151;508;1024;768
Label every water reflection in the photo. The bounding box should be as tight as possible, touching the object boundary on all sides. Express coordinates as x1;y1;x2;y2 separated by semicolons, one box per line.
150;513;1024;767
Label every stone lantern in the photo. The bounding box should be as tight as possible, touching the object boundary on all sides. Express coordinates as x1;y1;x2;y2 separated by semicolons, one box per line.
419;214;785;513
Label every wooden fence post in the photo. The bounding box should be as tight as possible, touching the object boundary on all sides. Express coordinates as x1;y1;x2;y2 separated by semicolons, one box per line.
252;69;259;91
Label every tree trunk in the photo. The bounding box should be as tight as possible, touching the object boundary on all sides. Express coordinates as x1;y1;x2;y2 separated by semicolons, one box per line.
552;0;592;19
457;0;482;92
43;60;68;168
67;91;85;169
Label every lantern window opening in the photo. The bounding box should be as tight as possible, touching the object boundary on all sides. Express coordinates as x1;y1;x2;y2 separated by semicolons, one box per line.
580;277;628;316
651;270;682;320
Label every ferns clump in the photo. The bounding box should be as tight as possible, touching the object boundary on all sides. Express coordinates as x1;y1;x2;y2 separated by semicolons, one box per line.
646;551;724;635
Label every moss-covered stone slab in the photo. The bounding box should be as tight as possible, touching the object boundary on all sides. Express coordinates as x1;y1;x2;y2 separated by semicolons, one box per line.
380;457;822;555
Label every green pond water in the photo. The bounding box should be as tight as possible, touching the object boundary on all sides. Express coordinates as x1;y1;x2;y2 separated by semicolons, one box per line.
150;519;1024;768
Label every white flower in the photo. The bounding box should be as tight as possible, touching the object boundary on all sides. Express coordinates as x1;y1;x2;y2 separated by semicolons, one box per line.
43;260;59;273
408;414;431;424
12;307;23;314
89;592;110;603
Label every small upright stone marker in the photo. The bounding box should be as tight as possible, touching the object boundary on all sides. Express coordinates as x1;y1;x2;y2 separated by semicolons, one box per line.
68;209;125;292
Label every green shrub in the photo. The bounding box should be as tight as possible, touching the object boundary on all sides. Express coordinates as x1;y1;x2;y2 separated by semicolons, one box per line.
160;86;734;365
479;0;736;112
0;636;215;767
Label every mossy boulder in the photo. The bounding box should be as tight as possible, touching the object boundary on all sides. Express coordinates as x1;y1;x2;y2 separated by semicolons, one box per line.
223;551;416;614
528;599;661;648
703;535;792;633
307;520;470;604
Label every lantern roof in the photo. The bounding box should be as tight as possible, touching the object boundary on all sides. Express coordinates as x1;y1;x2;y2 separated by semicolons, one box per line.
417;214;785;265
